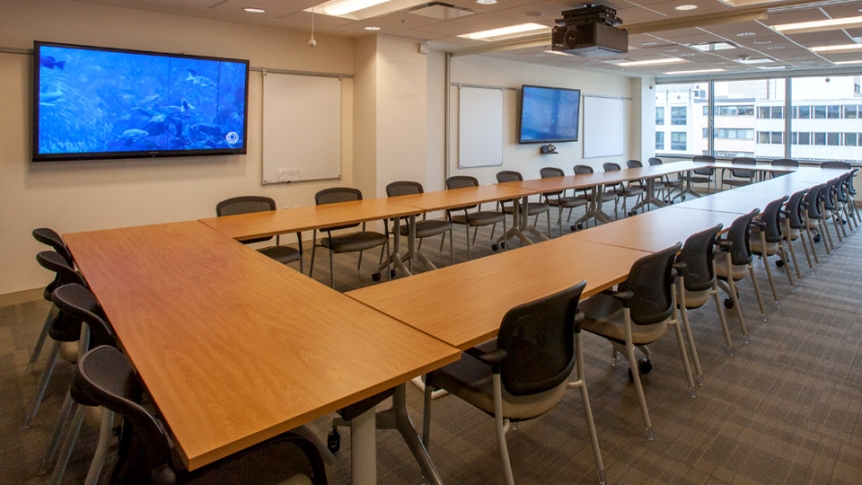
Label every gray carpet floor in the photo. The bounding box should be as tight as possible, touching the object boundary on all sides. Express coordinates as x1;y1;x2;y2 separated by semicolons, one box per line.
3;203;862;484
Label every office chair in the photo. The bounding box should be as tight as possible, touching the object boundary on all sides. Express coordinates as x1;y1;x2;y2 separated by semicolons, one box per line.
690;155;717;194
770;158;798;178
721;157;757;190
310;187;389;289
385;181;454;269
802;184;832;263
579;243;698;440
24;251;87;429
750;196;794;309
445;176;506;260
573;165;617;228
780;189;813;278
73;345;331;485
676;224;733;367
821;178;846;246
216;196;303;272
27;228;75;375
603;162;644;217
539;167;588;234
821;161;851;169
41;284;117;485
423;281;606;485
834;172;857;233
714;209;766;340
648;157;684;202
496;170;551;239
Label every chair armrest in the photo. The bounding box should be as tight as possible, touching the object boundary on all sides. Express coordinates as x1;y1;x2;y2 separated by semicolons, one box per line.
573;309;585;332
464;347;508;373
600;289;634;308
750;220;766;229
716;239;733;252
673;261;687;277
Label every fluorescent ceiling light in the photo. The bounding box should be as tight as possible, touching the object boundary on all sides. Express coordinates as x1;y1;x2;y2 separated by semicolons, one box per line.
616;57;686;67
675;4;698;10
772;15;862;34
243;7;265;13
835;59;862;65
476;0;497;4
690;42;736;51
459;23;548;40
736;57;773;64
364;26;381;30
310;0;390;17
811;43;862;53
666;68;726;75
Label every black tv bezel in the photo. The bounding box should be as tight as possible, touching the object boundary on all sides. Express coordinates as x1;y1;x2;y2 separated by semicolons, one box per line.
32;40;250;162
518;84;582;145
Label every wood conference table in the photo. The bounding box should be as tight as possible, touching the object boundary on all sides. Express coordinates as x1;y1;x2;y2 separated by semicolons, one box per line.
64;221;460;484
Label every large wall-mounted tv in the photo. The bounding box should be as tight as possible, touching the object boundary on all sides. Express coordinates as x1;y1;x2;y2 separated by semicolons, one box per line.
518;85;581;144
33;41;249;162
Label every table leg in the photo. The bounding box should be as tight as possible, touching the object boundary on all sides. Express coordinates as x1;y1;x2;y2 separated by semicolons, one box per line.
679;171;703;199
399;214;440;272
496;198;532;247
592;185;616;224
378;217;413;277
351;407;376;485
631;177;667;213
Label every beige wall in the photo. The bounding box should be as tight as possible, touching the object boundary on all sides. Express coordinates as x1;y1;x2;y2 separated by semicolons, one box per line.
0;0;356;294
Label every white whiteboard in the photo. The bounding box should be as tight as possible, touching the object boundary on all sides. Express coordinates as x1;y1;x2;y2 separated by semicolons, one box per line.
262;73;341;184
583;96;624;159
458;86;503;168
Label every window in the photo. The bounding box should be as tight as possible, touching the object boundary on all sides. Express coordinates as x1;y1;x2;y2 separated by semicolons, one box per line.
772;107;784;119
655;132;665;150
772;132;783;144
703;128;708;138
703;106;708;116
671;132;687;150
827;132;840;145
713;105;754;116
792;106;811;119
846;133;859;147
758;106;784;119
671;107;687;125
814;106;826;119
814;132;826;145
758;131;783;144
845;106;859;119
793;132;811;145
827;106;840;119
715;128;754;139
655;107;665;125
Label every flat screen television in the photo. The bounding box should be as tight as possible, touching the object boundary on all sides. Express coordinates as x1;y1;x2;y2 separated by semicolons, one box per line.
32;41;249;161
518;85;581;144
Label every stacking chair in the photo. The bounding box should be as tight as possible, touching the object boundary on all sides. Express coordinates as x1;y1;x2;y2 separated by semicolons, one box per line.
720;157;757;190
538;167;588;234
676;224;734;363
73;345;331;485
602;162;644;217
834;172;857;233
445;176;506;260
802;184;832;262
846;168;860;226
648;157;684;202
496;171;551;239
24;251;88;428
580;243;697;440
310;187;389;289
770;158;798;178
27;228;75;375
780;189;813;278
690;155;717;194
41;284;117;485
821;179;846;247
822;161;851;169
714;209;766;341
750;196;794;309
422;281;606;485
574;165;616;228
216;196;303;272
385;181;454;268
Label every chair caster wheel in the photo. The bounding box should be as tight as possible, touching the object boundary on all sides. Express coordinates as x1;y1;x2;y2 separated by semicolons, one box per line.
814;234;822;243
724;298;734;309
390;269;397;278
776;259;784;268
570;223;584;231
372;273;382;281
629;211;637;217
491;244;500;251
627;358;652;381
327;430;341;453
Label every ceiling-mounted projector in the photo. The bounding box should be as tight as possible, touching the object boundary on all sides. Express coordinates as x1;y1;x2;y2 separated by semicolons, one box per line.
551;5;628;57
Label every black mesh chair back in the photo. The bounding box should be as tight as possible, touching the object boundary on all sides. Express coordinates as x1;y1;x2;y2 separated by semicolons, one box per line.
315;187;364;231
603;162;621;172
760;196;789;243
495;171;522;183
445;175;482;210
822;161;851;169
772;158;798;168
677;224;722;292
386;180;423;197
785;189;807;230
618;243;681;325
692;155;715;176
835;173;850;204
52;284;115;349
822;179;838;211
647;157;663;166
540;167;565;197
805;184;825;219
216;196;278;245
574;165;594;175
730;157;756;179
726;209;760;266
497;281;586;396
626;160;642;168
76;345;330;485
848;168;859;196
33;228;74;266
37;250;86;290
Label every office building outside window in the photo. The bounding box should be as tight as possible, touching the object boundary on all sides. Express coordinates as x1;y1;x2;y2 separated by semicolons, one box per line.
656;107;664;125
656;132;664;150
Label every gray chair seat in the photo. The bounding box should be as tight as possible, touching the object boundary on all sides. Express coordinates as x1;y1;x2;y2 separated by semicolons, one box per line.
321;231;388;253
684;288;711;308
713;254;748;280
546;196;588;208
259;245;302;265
579;294;668;346
398;219;451;238
749;238;779;256
502;201;550;216
450;211;505;226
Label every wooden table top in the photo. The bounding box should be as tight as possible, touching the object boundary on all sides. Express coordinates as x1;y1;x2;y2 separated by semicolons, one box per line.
347;237;649;350
200;197;423;241
64;221;459;470
394;183;535;211
571;206;740;252
502;161;704;194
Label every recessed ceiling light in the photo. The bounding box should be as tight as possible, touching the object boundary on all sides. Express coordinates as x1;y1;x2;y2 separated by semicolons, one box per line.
835;59;862;65
690;42;736;51
616;57;686;67
525;11;544;17
663;48;678;52
364;26;381;31
476;0;498;4
458;23;548;40
680;53;697;57
811;43;862;53
309;0;390;17
736;57;774;64
666;68;726;75
790;56;808;60
766;45;784;50
244;7;266;13
753;40;772;45
737;32;756;37
642;41;658;46
772;15;862;33
675;4;698;10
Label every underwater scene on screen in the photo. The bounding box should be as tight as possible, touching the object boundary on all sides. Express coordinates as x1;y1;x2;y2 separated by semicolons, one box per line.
37;45;247;157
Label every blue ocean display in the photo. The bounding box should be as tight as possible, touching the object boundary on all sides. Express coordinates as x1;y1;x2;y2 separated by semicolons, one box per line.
519;85;581;144
36;44;247;158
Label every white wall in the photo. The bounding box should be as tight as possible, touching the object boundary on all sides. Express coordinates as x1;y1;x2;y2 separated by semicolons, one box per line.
444;55;634;184
0;0;356;294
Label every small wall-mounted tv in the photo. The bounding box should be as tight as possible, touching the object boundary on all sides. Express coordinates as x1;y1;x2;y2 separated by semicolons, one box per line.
33;41;249;162
518;85;581;144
